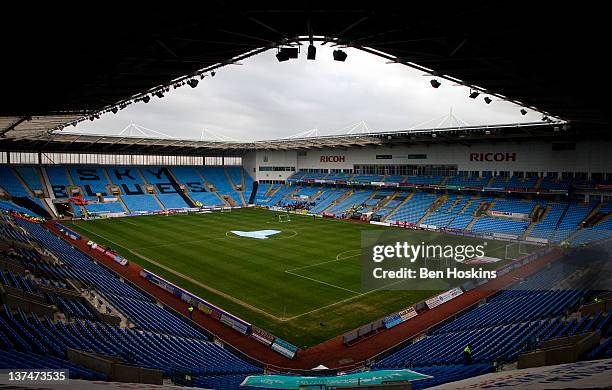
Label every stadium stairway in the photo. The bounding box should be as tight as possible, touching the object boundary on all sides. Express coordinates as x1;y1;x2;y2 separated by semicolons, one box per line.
323;189;353;214
61;167;84;200
238;192;247;206
477;199;494;215
135;169;167;211
163;168;196;208
115;195;130;214
382;192;414;222
521;221;537;240
100;168;128;214
14;166;47;198
266;184;281;197
582;203;604;227
555;202;572;231
464;215;479;231
367;191;396;213
219;194;237;207
39;166;56;199
456;198;473;214
378;191;398;208
534;176;544;189
417;194;446;225
224;168;246;206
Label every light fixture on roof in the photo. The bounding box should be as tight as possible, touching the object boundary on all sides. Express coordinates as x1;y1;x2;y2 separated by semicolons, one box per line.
276;47;298;62
484;97;492;104
276;49;290;62
469;90;480;99
142;95;150;103
430;79;441;88
333;49;347;62
520;109;528;115
485;130;491;135
542;116;549;121
111;107;118;114
154;91;164;99
307;44;316;60
211;71;216;77
431;133;437;138
187;79;199;88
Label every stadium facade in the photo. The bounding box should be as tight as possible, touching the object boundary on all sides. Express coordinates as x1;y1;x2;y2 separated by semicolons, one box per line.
245;137;612;186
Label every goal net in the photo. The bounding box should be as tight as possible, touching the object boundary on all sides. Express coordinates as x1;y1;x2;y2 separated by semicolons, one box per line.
505;242;530;260
221;207;232;213
276;214;291;223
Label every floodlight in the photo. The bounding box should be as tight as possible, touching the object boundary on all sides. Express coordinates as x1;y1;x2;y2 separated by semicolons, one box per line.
307;44;316;60
430;79;441;88
333;49;347;62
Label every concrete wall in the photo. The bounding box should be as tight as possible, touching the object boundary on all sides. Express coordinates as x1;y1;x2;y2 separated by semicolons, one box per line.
293;140;612;175
67;349;163;384
247;140;612;179
242;151;257;180
250;150;298;181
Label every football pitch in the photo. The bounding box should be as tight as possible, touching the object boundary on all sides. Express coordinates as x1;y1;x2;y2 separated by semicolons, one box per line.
64;208;520;347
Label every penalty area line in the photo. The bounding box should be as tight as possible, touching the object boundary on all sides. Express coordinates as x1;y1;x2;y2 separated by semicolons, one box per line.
285;249;361;272
283;278;407;321
284;270;361;295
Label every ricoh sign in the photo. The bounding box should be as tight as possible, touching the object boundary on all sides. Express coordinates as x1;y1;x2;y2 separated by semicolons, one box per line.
320;155;346;163
470;152;516;162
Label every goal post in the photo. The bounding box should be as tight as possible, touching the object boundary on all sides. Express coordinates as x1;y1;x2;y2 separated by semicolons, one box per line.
505;242;530;260
276;213;291;223
221;207;232;213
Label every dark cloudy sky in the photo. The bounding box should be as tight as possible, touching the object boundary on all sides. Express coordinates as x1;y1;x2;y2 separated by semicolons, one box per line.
71;44;543;141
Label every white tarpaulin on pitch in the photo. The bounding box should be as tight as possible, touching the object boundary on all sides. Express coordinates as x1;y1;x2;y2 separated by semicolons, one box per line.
230;230;281;239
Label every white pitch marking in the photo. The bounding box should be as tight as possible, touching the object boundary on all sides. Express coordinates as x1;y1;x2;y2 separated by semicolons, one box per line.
284;270;361;294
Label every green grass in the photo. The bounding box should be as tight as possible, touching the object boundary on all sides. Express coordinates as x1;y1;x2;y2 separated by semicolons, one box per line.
64;208;523;347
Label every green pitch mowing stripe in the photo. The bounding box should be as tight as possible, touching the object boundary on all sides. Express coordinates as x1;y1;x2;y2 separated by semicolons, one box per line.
63;208;532;347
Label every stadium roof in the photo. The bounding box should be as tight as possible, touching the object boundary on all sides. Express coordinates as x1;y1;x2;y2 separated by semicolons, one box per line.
1;3;608;143
0;122;595;155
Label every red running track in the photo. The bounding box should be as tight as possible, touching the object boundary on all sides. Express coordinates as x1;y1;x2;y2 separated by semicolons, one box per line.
45;221;563;371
